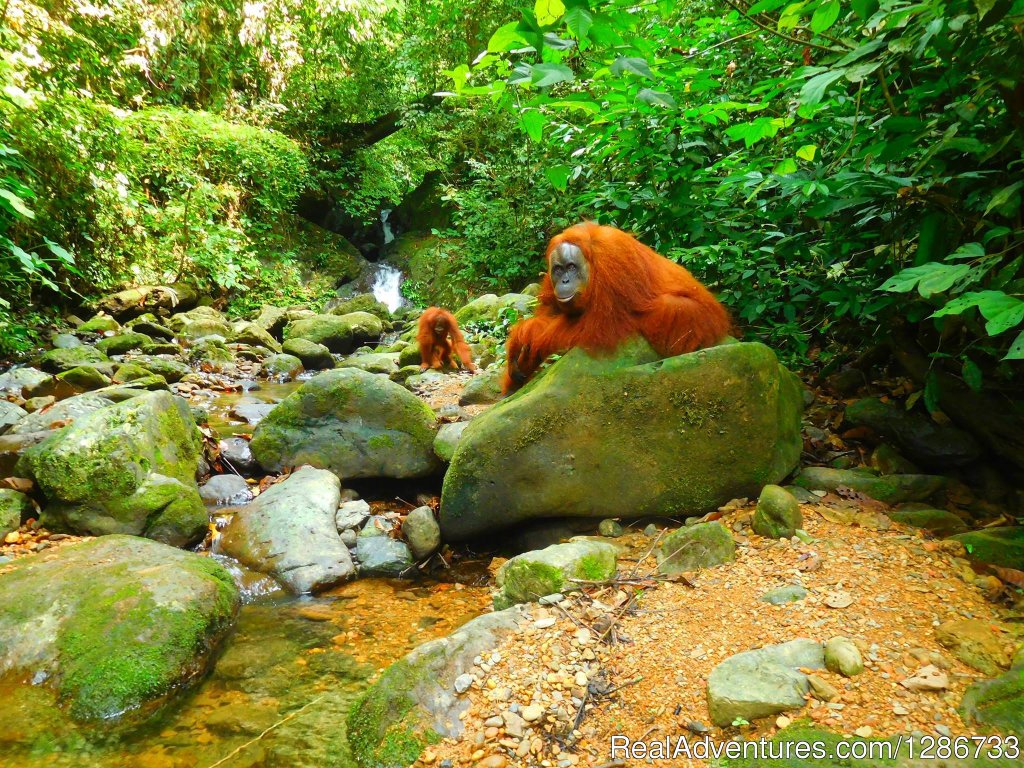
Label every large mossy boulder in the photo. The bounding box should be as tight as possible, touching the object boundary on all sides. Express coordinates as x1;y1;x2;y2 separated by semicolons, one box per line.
7;392;116;434
95;284;199;319
948;527;1024;569
229;321;282;352
328;293;392;321
219;466;353;593
458;366;503;405
494;539;618;609
440;339;802;541
168;306;232;341
39;346;109;373
347;607;526;768
0;535;238;721
16;391;207;547
453;293;536;327
282;337;335;370
959;658;1024;736
284;313;357;353
95;332;152;356
250;369;441;479
0;488;31;537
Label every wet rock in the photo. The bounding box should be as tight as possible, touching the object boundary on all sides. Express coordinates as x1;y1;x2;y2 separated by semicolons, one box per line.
336;499;371;531
752;485;802;539
657;522;736;574
281;338;334;370
348;607;526;768
16;391;207;547
890;506;967;536
824;637;864;677
51;332;83;349
77;314;121;334
284;314;357;353
95;284;199;319
0;534;238;720
168;306;232;341
338;352;399;375
229;322;282;353
130;355;191;383
440;340;802;540
794;466;945;504
0;401;27;434
761;585;808;605
219;465;352;594
232;402;278;425
494;539;618;609
262;352;304;380
39;346;108;373
707;639;824;726
219;436;257;474
434;421;469;463
7;392;115;434
947;527;1024;569
404;505;441;559
199;474;253;506
95;332;152;356
0;366;50;396
0;489;32;537
356;536;413;576
598;519;624;537
845;397;980;469
251;368;441;479
459;367;503;406
935;619;1014;676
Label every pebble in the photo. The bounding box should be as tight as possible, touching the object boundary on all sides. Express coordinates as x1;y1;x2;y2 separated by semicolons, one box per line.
522;704;543;722
855;726;873;738
538;594;564;605
534;617;556;629
477;757;506;768
454;673;474;694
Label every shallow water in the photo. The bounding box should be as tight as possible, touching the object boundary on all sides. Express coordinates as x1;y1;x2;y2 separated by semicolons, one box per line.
1;579;490;768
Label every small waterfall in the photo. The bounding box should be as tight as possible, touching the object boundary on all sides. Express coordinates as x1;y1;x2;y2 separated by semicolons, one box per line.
381;208;395;245
371;263;403;311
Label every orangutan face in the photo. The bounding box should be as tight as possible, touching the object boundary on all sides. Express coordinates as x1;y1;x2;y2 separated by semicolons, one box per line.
549;241;590;304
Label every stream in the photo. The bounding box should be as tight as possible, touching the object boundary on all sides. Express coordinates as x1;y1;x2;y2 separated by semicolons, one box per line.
1;384;492;768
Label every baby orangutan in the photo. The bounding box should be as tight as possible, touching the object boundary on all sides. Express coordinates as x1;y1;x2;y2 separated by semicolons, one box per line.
417;307;476;372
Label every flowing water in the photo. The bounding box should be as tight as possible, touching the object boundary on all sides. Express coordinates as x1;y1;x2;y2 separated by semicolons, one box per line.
1;385;491;768
370;263;404;313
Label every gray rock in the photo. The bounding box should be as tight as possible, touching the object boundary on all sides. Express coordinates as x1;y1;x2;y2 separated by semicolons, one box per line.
356;536;413;576
761;585;808;605
231;403;277;425
0;400;27;434
0;535;238;720
219;436;257;474
752;485;802;539
599;519;624;537
459;367;504;406
494;539;618;609
657;522;736;574
336;499;371;531
824;637;864;677
51;333;83;349
0;366;51;396
262;353;304;380
340;528;358;547
219;466;351;594
404;505;441;559
707;639;825;726
434;421;470;463
39;346;108;373
199;474;253;506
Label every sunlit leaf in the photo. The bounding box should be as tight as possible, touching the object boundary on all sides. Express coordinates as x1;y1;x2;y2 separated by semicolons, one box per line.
488;22;525;52
564;6;593;38
879;263;971;297
811;0;841;32
801;70;846;105
520;110;546;141
611;57;654;79
0;188;35;218
545;164;572;191
796;144;817;161
530;63;574;87
637;88;676;108
933;290;1024;335
535;0;565;26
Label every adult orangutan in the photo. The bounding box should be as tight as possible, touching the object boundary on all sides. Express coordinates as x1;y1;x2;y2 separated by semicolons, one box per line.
502;222;730;392
417;307;476;372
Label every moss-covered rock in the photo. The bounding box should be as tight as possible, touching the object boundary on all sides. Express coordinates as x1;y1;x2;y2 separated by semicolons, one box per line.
890;506;968;536
329;294;392;321
16;391;207;547
229;321;282;352
453;293;536;328
338;352;399;375
657;521;736;574
494;539;618;609
252;304;290;336
77;314;121;334
129;355;191;383
333;311;385;346
948;527;1024;569
113;363;155;383
58;365;111;391
125;318;175;340
0;535;238;721
0;488;32;537
95;284;199;319
960;662;1024;736
39;346;109;373
347;607;525;768
458;367;503;405
753;485;803;539
282;338;335;370
794;466;945;504
440;339;802;540
250;368;441;479
398;342;422;368
285;313;357;353
262;352;305;380
434;421;470;463
95;332;153;356
188;337;236;372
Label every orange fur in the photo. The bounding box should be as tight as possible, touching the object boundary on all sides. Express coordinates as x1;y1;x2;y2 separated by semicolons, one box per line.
502;223;731;392
417;307;476;372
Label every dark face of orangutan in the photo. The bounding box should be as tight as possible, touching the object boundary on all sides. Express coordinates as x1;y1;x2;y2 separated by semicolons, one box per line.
549;241;590;307
434;320;447;336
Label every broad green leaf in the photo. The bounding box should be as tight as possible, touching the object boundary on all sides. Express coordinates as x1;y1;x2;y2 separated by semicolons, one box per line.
545;164;572;191
637;88;676;108
852;0;879;18
773;158;798;174
879;262;971;297
0;188;35;218
535;0;565;26
488;22;524;52
531;63;574;87
962;358;983;392
933;290;1024;335
1005;330;1024;360
811;0;841;32
800;70;846;105
796;144;817;161
564;6;593;38
748;0;790;11
44;238;75;265
778;2;807;30
610;57;654;79
519;110;545;141
984;180;1024;215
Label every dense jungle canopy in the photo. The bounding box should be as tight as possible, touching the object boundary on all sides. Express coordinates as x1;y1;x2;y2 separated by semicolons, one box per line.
2;0;1023;395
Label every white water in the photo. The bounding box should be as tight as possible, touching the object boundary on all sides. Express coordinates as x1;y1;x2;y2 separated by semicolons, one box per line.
371;263;403;311
381;208;395;245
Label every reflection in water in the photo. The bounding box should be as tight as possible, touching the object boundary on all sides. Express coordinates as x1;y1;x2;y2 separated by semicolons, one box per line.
0;580;490;768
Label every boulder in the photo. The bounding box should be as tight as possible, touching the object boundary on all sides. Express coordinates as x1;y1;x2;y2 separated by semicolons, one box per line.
0;366;50;396
262;353;304;380
95;284;199;319
95;332;152;356
599;519;624;537
39;346;108;373
0;535;238;720
947;527;1024;569
0;489;31;537
959;656;1024;735
356;536;413;577
338;352;399;375
7;392;115;434
845;397;980;469
398;342;423;368
281;338;335;370
0;400;28;434
453;293;536;327
752;485;802;539
336;499;371;531
51;332;83;349
328;294;392;321
0;431;48;477
229;322;282;353
218;466;353;594
77;314;120;334
252;304;289;336
199;474;253;506
251;369;441;479
494;540;618;609
657;522;736;574
125;318;174;340
794;466;945;504
130;355;191;383
459;367;503;406
16;391;207;547
440;340;802;540
434;421;470;462
188;337;235;372
219;436;257;474
890;507;967;536
347;607;526;768
284;314;357;353
707;639;824;726
403;505;441;559
823;637;864;677
168;306;232;340
333;311;385;345
935;619;1015;676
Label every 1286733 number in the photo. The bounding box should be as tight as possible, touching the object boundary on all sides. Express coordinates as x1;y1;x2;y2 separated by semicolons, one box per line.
913;735;1019;760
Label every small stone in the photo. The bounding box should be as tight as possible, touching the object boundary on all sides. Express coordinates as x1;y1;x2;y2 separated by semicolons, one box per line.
503;710;525;737
824;591;854;609
522;704;543;722
892;702;909;715
454;673;474;694
539;593;564;605
807;674;839;702
825;637;864;677
574;671;588;687
534;617;556;629
935;724;952;737
855;726;873;738
484;716;503;728
685;721;709;734
598;519;623;537
776;715;792;729
643;523;659;537
478;757;506;768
